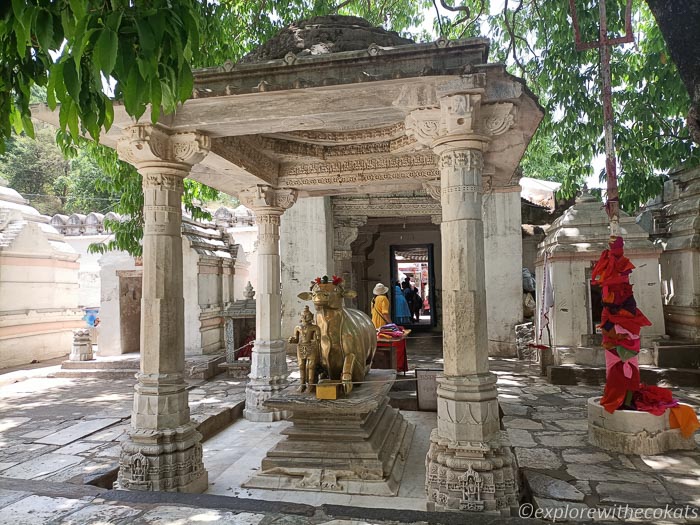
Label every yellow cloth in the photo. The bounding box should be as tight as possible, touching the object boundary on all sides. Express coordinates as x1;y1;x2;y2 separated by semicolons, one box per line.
669;405;700;438
371;295;390;329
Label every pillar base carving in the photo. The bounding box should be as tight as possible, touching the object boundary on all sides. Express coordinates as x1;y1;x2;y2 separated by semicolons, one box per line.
116;421;207;493
425;428;519;515
245;339;291;422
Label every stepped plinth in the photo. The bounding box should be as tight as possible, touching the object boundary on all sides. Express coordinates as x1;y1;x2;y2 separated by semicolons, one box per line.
244;369;414;496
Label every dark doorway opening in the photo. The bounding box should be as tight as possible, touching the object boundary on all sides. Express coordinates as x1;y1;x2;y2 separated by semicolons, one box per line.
389;244;436;330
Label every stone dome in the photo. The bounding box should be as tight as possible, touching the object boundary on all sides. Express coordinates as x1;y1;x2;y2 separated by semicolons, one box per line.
239;15;414;64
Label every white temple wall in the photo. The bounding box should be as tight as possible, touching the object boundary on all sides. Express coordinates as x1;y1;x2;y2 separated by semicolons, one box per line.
660;249;700;340
64;235;108;307
97;251;138;356
483;190;523;357
280;196;334;342
183;240;201;355
536;253;665;349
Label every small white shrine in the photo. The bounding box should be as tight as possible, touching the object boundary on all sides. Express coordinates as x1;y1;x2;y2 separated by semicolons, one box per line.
535;190;666;364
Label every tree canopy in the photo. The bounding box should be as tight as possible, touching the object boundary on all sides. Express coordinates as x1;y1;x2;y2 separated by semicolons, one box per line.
1;0;698;251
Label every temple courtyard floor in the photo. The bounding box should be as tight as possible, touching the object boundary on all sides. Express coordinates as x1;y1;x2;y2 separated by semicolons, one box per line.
0;333;698;523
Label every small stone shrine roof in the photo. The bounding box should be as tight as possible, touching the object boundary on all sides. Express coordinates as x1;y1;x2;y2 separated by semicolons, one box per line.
538;189;658;259
225;282;256;318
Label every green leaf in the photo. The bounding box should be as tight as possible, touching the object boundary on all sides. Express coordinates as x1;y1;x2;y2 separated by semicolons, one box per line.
63;59;81;102
150;78;162;124
68;0;87;21
177;63;193;103
104;100;114;131
95;29;118;75
136;18;155;52
105;10;123;32
67;100;80;138
35;9;54;51
123;66;142;115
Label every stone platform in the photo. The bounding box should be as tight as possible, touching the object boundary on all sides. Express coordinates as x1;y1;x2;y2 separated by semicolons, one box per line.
244;369;414;496
587;396;697;455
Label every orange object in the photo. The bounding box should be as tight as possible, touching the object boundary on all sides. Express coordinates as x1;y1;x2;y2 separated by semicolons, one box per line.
669;405;700;438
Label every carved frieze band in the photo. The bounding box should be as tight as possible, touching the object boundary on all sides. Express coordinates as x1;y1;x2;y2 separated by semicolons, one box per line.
117;125;210;168
438;150;484;171
334;196;440;217
211;136;279;180
281;152;438;177
255;134;414;159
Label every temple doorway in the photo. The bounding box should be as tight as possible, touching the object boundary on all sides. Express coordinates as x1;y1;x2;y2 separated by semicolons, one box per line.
389;244;436;329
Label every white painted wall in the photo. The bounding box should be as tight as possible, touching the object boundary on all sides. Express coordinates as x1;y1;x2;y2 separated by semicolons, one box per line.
64;234;111;307
280;196;334;342
97;251;138;356
483;190;524;356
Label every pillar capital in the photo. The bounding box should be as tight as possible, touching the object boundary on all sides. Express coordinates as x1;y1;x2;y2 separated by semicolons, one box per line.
239;185;297;214
333;216;367;261
117;125;210;173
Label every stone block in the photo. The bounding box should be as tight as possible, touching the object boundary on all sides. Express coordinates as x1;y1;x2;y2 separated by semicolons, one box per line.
587;396;697;455
244;369;414;496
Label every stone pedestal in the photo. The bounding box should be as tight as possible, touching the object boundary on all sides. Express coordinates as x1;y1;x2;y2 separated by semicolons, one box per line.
69;329;93;361
114;125;209;493
239;185;297;422
587;397;696;455
244;369;414;496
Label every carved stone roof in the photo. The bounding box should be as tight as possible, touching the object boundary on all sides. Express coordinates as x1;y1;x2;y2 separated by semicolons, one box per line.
239;15;414;64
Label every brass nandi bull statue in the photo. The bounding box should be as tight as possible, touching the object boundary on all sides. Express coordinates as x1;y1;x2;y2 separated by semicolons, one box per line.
297;276;377;394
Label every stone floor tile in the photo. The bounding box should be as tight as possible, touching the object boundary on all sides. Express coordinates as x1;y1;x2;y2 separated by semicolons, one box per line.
1;454;84;480
524;470;585;501
36;418;122;446
0;495;85;524
515;447;562;469
555;419;589;431
131;506;265;525
0;489;30;507
0;417;32;433
58;503;142;524
536;431;588;448
54;441;99;456
561;450;613;464
499;403;529;416
508;428;537;447
503;417;544;430
597;481;672;505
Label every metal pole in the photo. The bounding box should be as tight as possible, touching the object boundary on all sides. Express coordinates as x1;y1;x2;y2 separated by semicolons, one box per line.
599;0;620;237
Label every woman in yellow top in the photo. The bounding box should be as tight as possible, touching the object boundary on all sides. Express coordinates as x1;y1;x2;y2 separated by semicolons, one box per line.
371;283;391;329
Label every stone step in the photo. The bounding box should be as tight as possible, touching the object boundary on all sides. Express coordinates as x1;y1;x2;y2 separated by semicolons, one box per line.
60;359;140;370
52;369;138;380
388;391;418;411
548;365;700;387
654;343;700;369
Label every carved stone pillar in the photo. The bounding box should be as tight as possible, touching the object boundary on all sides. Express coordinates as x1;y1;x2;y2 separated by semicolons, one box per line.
407;79;519;515
114;125;210;493
239;185;297;422
333;216;366;299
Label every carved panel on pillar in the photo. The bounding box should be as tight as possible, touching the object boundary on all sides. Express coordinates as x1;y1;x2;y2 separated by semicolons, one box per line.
117;125;210;169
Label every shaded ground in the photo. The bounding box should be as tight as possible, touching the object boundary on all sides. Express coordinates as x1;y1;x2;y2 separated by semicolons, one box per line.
0;333;698;523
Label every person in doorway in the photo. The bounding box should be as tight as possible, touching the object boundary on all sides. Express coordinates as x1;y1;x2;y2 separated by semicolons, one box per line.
393;280;412;325
371;283;391;329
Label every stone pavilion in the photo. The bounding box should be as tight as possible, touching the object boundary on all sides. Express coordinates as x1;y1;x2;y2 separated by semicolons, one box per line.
33;16;543;513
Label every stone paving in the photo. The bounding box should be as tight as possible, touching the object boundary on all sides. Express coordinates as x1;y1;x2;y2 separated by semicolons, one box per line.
0;336;699;523
0;366;248;487
496;358;700;523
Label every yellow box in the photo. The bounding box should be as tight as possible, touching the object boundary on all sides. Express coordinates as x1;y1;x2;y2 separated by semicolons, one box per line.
316;380;342;400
